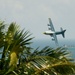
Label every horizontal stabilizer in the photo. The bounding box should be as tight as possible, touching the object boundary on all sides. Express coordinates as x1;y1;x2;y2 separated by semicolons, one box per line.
60;28;66;38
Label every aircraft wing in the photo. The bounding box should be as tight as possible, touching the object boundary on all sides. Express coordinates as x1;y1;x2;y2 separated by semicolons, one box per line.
48;18;55;31
48;18;58;46
53;33;59;46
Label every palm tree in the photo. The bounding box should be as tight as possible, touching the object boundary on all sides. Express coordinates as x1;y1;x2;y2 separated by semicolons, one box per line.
0;21;75;75
0;21;33;74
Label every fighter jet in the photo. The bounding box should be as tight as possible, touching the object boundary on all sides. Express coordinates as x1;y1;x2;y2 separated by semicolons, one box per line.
43;18;66;46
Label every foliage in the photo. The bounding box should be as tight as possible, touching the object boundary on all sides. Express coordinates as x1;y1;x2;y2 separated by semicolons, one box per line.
0;21;75;75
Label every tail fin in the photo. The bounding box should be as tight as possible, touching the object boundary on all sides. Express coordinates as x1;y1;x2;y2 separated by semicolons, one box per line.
60;27;66;38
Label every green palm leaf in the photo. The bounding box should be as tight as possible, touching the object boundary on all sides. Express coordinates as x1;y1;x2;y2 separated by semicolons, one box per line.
17;47;75;75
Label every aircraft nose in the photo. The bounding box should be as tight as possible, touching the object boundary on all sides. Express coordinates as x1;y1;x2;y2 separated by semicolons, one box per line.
43;32;46;34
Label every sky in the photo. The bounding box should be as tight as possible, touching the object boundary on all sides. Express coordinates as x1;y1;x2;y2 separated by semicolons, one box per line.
0;0;75;41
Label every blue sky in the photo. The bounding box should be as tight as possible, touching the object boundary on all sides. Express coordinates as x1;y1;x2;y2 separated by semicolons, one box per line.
0;0;75;41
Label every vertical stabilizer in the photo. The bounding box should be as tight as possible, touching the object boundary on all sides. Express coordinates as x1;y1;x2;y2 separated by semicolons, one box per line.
60;27;66;38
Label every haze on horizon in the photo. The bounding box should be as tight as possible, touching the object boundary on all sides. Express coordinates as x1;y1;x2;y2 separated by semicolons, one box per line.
0;0;75;41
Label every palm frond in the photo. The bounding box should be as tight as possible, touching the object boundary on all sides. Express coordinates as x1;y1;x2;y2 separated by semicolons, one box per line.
25;55;75;75
18;46;75;75
0;21;5;32
7;22;19;33
30;47;69;60
12;30;33;49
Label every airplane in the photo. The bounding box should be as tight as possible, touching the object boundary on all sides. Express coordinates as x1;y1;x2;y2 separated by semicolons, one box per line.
43;18;66;46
